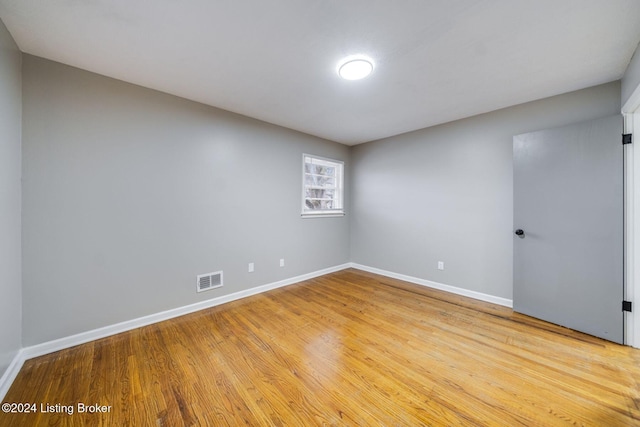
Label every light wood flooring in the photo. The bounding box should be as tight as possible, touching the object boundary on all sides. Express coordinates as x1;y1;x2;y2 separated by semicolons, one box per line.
2;268;640;426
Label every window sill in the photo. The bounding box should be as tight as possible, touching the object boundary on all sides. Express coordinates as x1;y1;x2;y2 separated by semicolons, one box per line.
301;212;345;219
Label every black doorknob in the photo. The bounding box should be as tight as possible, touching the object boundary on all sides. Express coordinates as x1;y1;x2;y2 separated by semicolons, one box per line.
515;229;524;236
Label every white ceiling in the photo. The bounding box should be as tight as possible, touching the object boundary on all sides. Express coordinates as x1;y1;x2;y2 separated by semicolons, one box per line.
1;1;640;145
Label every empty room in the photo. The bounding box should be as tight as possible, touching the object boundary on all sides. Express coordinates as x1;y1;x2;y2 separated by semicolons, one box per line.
2;1;640;425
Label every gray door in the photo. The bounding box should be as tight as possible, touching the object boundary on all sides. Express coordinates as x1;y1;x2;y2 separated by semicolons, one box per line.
513;115;623;344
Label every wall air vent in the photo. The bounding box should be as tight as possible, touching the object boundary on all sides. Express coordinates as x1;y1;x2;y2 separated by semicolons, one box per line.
196;271;223;293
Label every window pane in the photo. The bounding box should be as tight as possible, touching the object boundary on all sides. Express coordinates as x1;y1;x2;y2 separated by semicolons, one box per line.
305;163;335;176
305;174;335;187
305;199;334;210
320;200;333;209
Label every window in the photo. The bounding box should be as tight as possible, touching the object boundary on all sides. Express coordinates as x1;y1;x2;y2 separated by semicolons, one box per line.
302;154;344;217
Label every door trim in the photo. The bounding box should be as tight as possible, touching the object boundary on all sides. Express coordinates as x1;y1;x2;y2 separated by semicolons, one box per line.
622;111;638;347
622;78;640;347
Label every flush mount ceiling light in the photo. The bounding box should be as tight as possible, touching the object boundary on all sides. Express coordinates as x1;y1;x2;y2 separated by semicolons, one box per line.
337;56;374;80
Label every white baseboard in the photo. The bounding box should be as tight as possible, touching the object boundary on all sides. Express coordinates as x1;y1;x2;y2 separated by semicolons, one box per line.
349;263;513;308
0;349;26;402
0;263;351;400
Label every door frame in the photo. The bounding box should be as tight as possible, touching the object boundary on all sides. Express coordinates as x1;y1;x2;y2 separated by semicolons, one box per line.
622;84;640;347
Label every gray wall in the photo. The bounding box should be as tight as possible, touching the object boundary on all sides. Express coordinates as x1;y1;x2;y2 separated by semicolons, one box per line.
0;18;22;376
351;82;621;300
622;41;640;107
22;55;350;346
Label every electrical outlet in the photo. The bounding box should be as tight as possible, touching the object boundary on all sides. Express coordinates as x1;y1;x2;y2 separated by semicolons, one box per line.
248;262;254;273
280;258;285;267
437;261;444;271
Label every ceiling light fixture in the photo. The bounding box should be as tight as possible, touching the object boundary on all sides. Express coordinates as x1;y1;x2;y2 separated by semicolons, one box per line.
337;56;374;80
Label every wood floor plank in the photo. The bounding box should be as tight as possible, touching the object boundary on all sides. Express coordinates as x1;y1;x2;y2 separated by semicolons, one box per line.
2;268;640;426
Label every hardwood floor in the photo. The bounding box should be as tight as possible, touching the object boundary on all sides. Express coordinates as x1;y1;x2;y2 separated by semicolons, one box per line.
2;268;640;426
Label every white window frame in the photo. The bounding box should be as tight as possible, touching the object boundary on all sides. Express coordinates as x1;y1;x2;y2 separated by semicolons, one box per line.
301;154;345;218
